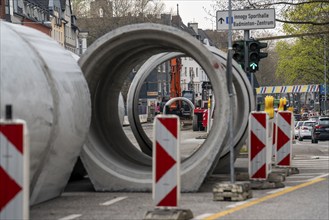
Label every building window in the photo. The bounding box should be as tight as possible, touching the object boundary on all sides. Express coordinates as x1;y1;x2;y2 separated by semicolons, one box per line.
184;67;187;76
99;8;103;17
196;67;198;77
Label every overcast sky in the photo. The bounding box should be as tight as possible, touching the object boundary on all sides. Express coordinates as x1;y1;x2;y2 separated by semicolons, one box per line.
162;0;217;30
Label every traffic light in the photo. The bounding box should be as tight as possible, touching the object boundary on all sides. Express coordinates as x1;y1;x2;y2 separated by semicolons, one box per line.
247;40;268;72
232;40;245;69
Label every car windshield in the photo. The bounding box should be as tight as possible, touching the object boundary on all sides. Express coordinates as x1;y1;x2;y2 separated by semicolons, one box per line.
304;122;316;127
296;121;303;128
319;119;329;125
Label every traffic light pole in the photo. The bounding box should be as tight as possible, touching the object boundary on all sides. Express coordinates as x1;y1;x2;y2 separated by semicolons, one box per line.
227;0;235;184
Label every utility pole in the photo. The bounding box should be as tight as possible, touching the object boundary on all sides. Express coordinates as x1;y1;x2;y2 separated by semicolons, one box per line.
227;0;235;183
325;37;327;115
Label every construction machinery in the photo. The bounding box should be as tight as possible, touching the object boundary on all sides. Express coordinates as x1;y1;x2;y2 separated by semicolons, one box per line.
164;57;195;118
193;81;212;131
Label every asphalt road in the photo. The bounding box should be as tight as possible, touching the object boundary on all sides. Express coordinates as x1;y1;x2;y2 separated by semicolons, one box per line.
30;130;329;220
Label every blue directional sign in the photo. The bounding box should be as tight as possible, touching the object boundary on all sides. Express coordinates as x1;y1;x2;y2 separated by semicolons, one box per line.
319;84;329;94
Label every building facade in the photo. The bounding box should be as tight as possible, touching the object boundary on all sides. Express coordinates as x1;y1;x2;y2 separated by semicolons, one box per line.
0;0;85;55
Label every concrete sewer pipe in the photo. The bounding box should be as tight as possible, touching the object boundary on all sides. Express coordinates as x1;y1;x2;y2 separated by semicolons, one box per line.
127;48;254;173
0;21;91;205
79;23;231;191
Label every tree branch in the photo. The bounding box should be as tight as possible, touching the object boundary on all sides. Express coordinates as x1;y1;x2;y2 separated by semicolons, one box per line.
276;18;329;25
254;0;329;8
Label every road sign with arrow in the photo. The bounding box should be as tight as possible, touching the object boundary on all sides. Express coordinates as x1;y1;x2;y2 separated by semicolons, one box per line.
216;8;275;30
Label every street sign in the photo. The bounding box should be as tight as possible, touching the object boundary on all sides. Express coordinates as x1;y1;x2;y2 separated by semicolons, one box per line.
216;9;275;30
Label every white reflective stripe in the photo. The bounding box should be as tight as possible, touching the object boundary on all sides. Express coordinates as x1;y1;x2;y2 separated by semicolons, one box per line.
250;147;267;178
250;114;267;145
155;119;177;160
277;112;292;135
0;191;23;220
0;133;24;186
154;164;177;206
276;142;291;164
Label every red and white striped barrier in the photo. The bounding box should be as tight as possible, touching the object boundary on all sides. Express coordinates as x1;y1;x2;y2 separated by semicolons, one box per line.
153;115;180;207
272;113;277;160
248;112;272;180
0;119;29;219
275;111;293;166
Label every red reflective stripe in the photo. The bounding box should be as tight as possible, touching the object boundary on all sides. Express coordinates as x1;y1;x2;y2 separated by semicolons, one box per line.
158;118;177;138
280;112;292;125
277;154;290;166
157;186;177;207
276;127;290;151
250;131;266;160
155;142;176;182
0;167;22;211
251;164;266;179
0;124;23;154
252;113;266;129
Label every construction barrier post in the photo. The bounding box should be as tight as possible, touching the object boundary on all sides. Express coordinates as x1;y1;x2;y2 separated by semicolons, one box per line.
275;111;293;167
0;105;29;220
248;111;271;180
144;115;193;220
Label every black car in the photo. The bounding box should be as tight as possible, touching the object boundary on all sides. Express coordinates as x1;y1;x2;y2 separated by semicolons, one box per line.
311;117;329;143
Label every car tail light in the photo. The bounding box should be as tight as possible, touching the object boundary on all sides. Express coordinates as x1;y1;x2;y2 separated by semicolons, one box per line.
315;125;323;129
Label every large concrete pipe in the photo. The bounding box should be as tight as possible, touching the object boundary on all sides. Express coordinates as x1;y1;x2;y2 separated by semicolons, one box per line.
79;23;230;191
127;49;254;172
208;46;255;173
0;21;91;205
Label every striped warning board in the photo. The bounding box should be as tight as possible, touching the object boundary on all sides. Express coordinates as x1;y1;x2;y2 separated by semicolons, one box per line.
0;119;29;219
276;111;293;166
153;115;180;207
256;84;320;94
248;112;270;180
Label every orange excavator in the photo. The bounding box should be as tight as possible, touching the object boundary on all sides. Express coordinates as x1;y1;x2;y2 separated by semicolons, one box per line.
164;57;195;118
169;57;182;110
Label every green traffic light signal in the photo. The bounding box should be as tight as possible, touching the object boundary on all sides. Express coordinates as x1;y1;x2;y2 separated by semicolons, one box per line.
247;40;268;72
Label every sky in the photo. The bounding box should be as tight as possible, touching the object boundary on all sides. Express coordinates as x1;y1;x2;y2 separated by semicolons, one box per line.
161;0;217;30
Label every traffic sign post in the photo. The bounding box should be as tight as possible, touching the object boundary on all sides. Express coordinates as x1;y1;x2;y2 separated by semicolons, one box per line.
216;9;275;30
218;8;274;88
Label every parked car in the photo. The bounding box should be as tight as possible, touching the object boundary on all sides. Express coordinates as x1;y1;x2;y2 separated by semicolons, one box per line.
294;121;303;139
311;117;329;143
294;114;301;122
298;120;316;141
309;116;319;122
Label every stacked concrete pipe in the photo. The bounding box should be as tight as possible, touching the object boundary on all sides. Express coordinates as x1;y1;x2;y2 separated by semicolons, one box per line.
79;24;230;191
0;21;91;205
127;48;254;173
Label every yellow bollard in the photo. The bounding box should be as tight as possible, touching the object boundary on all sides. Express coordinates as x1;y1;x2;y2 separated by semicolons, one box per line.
264;96;274;118
278;97;287;111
